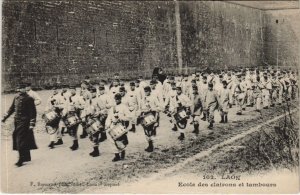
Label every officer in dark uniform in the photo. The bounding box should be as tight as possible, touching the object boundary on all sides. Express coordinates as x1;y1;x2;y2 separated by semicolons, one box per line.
2;83;37;167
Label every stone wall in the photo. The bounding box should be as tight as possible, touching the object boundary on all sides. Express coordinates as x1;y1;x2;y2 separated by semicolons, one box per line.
2;1;299;91
263;9;300;68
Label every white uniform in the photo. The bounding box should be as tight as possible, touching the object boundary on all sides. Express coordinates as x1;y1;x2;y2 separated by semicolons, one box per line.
27;90;42;106
105;103;130;153
123;90;140;125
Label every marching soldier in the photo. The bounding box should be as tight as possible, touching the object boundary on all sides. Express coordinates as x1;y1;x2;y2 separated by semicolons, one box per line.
203;82;220;129
219;81;230;123
140;86;161;152
261;73;272;109
62;85;85;151
105;93;130;162
190;85;202;134
95;85;113;141
171;85;192;140
83;87;103;157
253;76;264;112
2;83;37;167
199;75;208;121
44;88;63;149
123;82;140;133
234;74;247;115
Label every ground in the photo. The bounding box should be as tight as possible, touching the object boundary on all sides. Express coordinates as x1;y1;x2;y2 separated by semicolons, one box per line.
1;89;299;193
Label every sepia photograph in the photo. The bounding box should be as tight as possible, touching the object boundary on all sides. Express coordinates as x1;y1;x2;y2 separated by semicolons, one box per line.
1;0;299;193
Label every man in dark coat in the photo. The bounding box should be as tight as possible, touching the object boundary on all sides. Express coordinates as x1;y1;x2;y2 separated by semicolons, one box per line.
152;67;167;84
2;83;37;167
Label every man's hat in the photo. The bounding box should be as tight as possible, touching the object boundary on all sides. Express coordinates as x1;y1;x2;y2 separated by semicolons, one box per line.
208;82;214;87
16;82;27;89
99;86;105;91
119;86;126;92
192;85;198;90
89;87;97;93
222;80;228;85
114;93;122;100
130;81;135;86
144;86;151;92
150;80;156;85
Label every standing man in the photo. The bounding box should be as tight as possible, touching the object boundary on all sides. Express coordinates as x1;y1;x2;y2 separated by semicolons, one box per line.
2;83;37;167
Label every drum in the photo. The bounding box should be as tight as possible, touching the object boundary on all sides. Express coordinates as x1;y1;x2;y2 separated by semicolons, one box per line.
108;124;127;141
64;114;80;128
44;110;60;126
142;113;156;127
86;118;102;135
175;109;187;121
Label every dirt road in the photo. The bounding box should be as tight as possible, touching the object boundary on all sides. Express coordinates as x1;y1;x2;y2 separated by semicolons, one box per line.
1;90;298;193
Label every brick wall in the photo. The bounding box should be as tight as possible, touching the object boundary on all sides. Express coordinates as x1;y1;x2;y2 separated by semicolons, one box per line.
2;1;299;91
2;1;177;90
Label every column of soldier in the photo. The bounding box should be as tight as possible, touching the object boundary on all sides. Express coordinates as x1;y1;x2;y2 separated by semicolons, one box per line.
43;67;298;162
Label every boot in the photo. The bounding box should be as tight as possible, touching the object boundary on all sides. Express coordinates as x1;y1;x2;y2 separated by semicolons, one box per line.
208;122;213;129
129;124;136;133
153;127;157;136
48;141;55;149
23;150;31;162
99;132;107;142
145;141;154;152
224;115;228;123
80;130;88;139
120;150;126;160
178;133;185;140
172;124;177;131
242;107;246;111
89;146;100;157
70;140;79;151
112;153;121;162
229;104;232;108
54;138;63;145
192;124;199;134
236;111;242;115
220;116;224;123
61;127;66;136
201;113;206;121
15;158;24;167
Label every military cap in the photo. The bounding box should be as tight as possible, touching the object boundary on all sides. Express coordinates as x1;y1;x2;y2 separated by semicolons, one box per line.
16;82;27;89
89;87;97;93
114;93;122;100
144;86;151;92
119;86;126;92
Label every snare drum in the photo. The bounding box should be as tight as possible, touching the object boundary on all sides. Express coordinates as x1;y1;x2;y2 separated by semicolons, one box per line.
86;118;102;135
108;124;127;141
64;114;80;128
175;109;187;121
44;110;60;125
142;113;156;127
